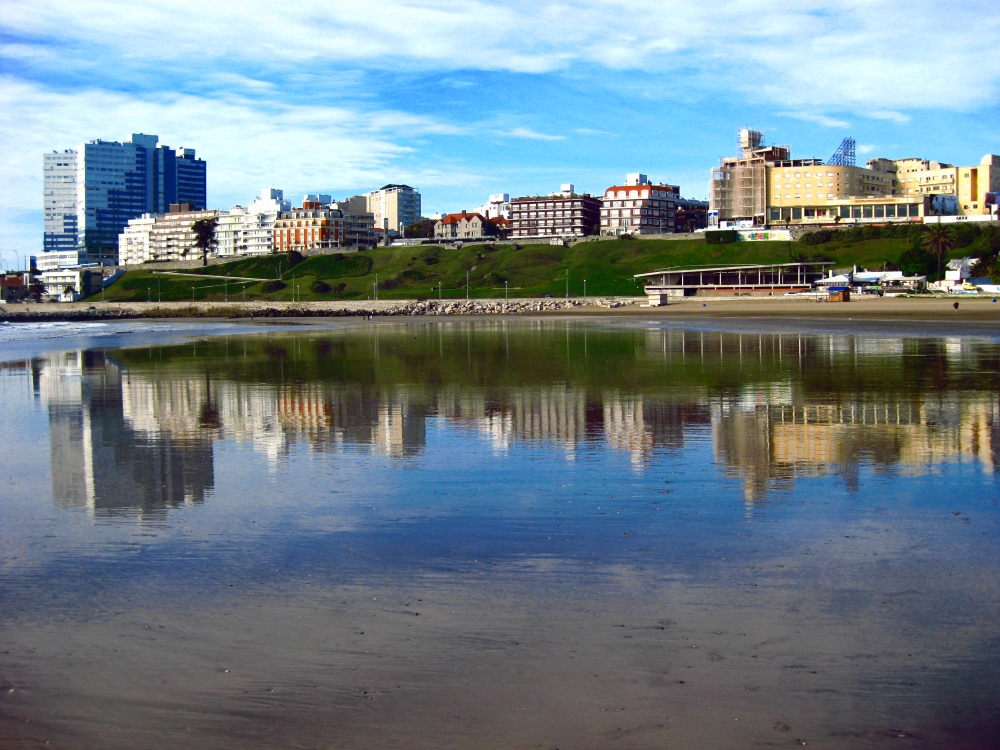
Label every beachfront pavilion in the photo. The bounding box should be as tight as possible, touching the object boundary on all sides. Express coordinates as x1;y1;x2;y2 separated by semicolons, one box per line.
636;261;834;304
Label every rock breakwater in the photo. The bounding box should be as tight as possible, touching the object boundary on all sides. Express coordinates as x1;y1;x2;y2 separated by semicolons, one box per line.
0;297;641;322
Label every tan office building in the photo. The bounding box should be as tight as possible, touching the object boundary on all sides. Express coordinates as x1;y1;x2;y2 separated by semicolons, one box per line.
710;129;1000;226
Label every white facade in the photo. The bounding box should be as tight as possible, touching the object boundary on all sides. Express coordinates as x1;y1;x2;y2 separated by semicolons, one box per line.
39;268;102;302
215;207;248;257
470;193;512;220
118;215;157;266
35;250;84;272
242;188;291;255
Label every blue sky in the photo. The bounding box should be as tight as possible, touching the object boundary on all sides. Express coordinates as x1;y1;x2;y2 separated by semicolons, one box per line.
2;0;999;258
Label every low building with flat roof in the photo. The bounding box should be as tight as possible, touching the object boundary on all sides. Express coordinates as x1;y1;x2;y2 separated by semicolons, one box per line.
635;261;833;304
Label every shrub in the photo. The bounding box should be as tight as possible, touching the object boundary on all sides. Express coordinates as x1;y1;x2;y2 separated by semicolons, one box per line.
400;269;425;281
380;278;400;290
333;253;345;261
261;280;286;293
799;230;832;246
286;250;305;267
862;225;882;240
705;230;737;245
618;233;636;241
952;223;979;249
840;227;863;243
424;256;440;265
310;280;331;294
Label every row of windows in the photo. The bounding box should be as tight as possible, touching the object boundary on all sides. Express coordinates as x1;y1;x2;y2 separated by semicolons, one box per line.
604;189;674;199
768;204;920;221
601;208;674;217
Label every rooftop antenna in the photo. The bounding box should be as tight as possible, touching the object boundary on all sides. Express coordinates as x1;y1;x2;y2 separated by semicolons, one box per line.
828;137;856;167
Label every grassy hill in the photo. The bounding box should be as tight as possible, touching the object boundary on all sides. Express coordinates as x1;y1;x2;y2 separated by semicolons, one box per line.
98;232;994;303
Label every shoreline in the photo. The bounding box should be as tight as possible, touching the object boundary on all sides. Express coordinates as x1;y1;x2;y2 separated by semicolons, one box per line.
2;295;1000;324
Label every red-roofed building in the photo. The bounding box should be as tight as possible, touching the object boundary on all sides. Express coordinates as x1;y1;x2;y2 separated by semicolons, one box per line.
600;174;680;236
433;210;498;240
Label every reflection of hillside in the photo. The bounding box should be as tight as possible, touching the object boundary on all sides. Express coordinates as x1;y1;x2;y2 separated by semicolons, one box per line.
34;327;1000;511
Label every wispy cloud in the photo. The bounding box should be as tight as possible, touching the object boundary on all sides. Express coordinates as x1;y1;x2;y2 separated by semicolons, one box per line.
781;112;851;129
502;127;565;141
867;110;912;124
857;144;876;155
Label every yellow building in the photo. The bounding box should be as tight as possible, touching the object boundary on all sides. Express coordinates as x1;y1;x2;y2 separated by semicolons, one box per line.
711;129;1000;226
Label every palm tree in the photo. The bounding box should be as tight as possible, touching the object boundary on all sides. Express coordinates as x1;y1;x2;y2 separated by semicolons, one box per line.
191;218;218;267
922;225;954;281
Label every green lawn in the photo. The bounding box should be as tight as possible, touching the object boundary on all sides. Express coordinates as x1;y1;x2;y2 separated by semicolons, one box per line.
97;234;987;303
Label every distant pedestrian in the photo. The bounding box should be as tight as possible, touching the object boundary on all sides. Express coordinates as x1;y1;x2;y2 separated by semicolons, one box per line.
953;302;959;310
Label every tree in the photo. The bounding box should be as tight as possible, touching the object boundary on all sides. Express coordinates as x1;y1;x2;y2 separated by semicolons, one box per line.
922;225;954;281
405;219;436;239
971;225;1000;280
191;218;218;267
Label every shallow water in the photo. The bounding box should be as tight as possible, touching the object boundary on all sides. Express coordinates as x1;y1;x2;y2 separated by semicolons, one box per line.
1;320;998;749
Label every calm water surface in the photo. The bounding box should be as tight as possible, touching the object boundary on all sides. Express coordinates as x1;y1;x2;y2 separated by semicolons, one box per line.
1;320;998;749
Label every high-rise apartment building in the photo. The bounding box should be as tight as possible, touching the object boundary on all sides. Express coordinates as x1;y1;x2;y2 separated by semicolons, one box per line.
42;151;78;253
366;184;421;235
43;134;207;264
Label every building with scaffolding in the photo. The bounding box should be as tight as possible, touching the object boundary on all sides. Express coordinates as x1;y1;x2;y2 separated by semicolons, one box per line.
709;128;1000;227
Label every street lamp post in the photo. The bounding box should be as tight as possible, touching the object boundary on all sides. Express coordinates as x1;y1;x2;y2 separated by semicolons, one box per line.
565;268;569;298
583;279;586;298
439;282;442;299
505;280;508;299
466;271;469;300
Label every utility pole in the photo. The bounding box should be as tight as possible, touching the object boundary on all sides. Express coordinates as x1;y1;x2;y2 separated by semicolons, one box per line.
565;268;569;298
466;271;469;300
375;272;378;301
158;278;161;302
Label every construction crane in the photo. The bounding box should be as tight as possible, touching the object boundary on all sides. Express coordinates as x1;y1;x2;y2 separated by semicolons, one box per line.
827;137;856;167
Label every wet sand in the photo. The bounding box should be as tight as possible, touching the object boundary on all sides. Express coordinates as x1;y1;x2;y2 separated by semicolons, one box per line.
3;552;998;750
559;295;1000;324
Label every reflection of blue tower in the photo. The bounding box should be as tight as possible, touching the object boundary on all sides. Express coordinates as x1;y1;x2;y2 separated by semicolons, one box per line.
39;352;214;517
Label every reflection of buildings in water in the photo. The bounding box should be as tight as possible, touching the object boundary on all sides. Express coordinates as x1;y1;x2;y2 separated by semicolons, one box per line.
714;397;1000;504
37;352;214;516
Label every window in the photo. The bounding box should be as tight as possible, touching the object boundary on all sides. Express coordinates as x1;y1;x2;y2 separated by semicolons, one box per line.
886;205;896;217
874;206;884;218
792;207;802;220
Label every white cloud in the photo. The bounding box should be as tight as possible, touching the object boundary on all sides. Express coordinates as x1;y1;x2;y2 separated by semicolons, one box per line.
502;127;565;141
0;77;469;252
3;0;998;111
857;144;876;155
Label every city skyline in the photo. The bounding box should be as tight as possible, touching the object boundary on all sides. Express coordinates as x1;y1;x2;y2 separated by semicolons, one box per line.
2;1;1000;256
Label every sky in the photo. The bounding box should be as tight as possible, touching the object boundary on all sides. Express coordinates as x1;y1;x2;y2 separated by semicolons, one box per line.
1;0;999;259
